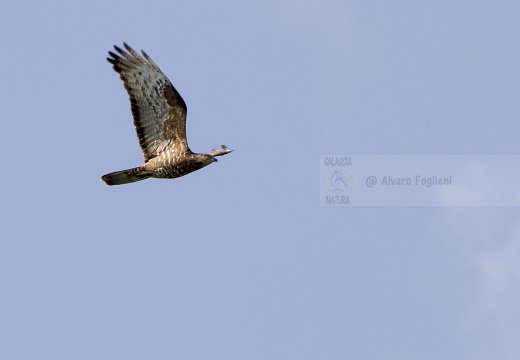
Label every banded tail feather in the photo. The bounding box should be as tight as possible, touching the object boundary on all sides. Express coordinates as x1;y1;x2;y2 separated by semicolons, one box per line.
101;167;152;186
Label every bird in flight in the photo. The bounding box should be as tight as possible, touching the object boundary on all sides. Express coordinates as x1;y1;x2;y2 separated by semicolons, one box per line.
101;43;233;186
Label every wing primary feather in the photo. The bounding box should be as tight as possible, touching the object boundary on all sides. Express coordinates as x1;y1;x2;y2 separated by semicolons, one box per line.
123;43;147;64
113;45;125;55
141;50;160;70
114;45;140;65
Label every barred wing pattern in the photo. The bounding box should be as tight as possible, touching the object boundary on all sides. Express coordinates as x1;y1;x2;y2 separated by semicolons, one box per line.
107;43;189;161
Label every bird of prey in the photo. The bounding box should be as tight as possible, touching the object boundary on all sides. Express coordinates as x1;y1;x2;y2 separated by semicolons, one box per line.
101;43;233;186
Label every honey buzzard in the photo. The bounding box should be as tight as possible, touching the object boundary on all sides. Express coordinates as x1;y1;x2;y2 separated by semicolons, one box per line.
101;43;233;186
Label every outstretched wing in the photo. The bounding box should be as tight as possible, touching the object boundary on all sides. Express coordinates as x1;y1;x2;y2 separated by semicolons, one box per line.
107;43;189;161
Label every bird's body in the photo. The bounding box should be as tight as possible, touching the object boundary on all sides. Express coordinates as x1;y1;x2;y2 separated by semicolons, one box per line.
101;43;232;186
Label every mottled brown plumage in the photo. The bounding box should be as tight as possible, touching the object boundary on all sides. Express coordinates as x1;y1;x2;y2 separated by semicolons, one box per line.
101;43;233;186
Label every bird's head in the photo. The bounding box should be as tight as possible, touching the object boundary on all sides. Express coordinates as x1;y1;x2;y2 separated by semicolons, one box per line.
194;153;218;168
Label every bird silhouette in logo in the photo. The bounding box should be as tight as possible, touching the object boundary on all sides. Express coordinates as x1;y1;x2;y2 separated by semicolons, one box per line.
328;170;349;192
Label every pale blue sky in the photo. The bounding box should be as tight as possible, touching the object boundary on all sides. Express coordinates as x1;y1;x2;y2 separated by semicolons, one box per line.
1;1;520;359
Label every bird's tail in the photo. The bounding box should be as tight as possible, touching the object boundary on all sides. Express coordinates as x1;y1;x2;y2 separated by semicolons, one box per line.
101;166;152;186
